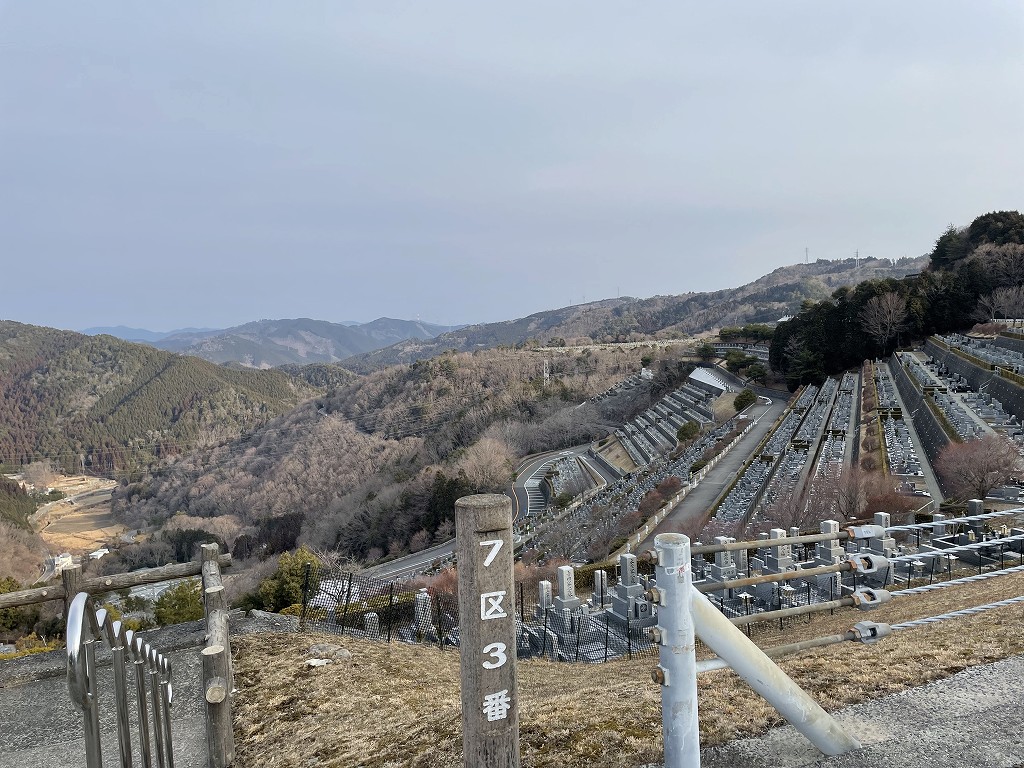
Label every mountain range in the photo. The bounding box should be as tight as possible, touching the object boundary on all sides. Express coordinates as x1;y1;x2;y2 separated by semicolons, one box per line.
342;255;928;372
89;317;453;368
0;321;314;475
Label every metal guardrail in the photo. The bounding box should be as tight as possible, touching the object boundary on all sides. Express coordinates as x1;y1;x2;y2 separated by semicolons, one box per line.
67;591;174;768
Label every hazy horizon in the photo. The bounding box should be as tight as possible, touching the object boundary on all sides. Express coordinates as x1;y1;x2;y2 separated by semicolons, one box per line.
3;3;1021;331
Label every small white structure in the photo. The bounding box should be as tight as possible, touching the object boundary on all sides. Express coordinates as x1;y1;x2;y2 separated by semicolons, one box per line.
88;547;109;560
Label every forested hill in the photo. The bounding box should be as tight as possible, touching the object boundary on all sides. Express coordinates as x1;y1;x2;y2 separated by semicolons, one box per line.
772;210;1024;388
343;256;927;372
150;317;449;368
0;321;315;472
109;344;687;568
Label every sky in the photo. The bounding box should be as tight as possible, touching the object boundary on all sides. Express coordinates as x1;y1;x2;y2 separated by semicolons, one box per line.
2;3;1022;332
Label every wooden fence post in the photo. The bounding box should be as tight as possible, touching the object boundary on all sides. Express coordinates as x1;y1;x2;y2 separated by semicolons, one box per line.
62;565;82;618
200;543;234;767
456;494;521;768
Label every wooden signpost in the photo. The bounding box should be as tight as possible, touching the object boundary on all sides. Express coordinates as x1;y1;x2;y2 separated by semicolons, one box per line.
455;494;521;768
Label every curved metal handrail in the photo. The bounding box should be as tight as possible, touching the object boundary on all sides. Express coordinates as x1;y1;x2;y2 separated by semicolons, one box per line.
66;591;174;768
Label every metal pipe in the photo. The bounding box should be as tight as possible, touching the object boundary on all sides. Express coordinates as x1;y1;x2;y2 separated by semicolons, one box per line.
690;525;884;556
149;648;167;768
104;618;134;768
729;597;854;627
887;532;1024;564
696;631;854;673
652;533;701;768
691;531;848;555
887;509;1019;533
696;561;850;594
689;510;1023;557
132;635;154;768
85;631;102;768
689;587;862;755
159;656;175;768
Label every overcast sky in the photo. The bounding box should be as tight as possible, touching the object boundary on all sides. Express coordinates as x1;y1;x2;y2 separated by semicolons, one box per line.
2;3;1022;332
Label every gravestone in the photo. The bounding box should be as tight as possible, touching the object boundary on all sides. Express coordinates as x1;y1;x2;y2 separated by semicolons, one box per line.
364;612;380;641
814;519;845;592
414;588;434;638
590;569;609;609
536;580;553;621
554;565;581;612
609;553;652;625
869;513;897;557
708;537;737;582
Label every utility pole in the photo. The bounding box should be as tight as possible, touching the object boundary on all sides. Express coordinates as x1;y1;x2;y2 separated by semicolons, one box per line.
805;247;809;264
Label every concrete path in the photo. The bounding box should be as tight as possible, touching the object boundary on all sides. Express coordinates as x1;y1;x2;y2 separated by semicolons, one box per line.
638;393;790;549
0;621;209;768
700;653;1024;768
884;360;946;504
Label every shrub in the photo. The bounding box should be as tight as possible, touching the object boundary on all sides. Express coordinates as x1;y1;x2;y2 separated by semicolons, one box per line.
153;579;203;626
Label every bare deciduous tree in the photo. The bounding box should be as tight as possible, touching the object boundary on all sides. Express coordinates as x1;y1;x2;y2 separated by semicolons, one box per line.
935;435;1023;501
458;437;515;493
859;292;908;350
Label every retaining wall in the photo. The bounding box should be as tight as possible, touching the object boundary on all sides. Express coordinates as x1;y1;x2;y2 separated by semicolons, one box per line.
925;339;1024;422
889;357;952;492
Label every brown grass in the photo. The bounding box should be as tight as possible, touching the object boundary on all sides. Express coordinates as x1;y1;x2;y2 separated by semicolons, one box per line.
231;571;1024;768
596;439;637;474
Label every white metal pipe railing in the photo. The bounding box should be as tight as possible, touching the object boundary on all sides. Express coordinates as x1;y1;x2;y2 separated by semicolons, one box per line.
651;534;701;768
67;591;174;768
688;587;862;755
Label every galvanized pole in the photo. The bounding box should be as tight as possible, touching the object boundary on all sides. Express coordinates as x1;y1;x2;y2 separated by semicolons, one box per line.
689;587;861;755
650;534;701;768
455;494;521;768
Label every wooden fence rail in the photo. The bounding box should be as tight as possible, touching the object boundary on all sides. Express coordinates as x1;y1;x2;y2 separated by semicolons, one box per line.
0;554;233;615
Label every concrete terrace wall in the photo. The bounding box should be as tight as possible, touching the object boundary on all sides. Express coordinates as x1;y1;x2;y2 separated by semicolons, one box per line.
889;356;952;492
995;332;1024;357
925;339;1024;423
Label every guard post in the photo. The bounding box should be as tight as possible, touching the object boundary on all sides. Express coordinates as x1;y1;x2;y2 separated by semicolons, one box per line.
649;533;701;768
455;494;521;768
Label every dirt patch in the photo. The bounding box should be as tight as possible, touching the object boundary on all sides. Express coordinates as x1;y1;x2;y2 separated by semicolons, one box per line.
712;393;737;421
32;475;120;554
232;571;1024;768
596;438;637;474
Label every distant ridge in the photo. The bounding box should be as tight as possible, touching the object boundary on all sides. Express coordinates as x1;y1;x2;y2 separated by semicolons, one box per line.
81;325;221;342
150;317;452;368
0;320;313;473
343;255;929;372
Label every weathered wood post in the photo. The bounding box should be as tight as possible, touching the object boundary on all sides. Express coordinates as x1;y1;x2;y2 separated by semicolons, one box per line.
200;543;235;768
61;564;82;618
455;494;521;768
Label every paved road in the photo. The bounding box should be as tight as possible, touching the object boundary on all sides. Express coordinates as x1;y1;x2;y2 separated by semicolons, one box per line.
637;394;789;550
363;540;456;581
700;653;1024;768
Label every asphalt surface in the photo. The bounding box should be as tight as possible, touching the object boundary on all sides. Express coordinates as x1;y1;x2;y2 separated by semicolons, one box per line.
637;394;789;550
698;653;1024;768
0;620;210;768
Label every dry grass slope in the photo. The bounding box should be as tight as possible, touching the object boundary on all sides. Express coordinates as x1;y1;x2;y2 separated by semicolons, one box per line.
231;570;1024;768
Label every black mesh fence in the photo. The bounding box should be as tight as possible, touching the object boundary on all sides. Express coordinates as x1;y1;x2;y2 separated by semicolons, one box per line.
296;562;861;663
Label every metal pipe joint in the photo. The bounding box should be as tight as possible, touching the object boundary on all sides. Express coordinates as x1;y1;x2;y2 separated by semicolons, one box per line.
846;524;885;540
850;587;891;610
850;621;892;644
848;552;889;574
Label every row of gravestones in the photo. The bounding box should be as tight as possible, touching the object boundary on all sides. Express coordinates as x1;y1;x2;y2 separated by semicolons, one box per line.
348;512;1007;659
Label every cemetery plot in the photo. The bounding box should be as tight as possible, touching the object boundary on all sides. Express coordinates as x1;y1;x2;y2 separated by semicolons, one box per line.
295;506;1024;672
